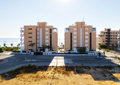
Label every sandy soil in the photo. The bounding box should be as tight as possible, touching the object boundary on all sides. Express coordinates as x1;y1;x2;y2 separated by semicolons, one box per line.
0;67;120;85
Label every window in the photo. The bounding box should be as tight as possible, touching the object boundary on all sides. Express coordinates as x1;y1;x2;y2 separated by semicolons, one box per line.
46;36;48;39
73;40;77;43
74;36;77;39
46;32;49;34
46;44;48;46
37;41;39;43
85;32;88;34
85;36;88;38
85;40;88;43
73;32;77;35
92;28;96;32
74;44;77;47
37;36;39;39
37;44;39;47
37;28;39;31
28;32;32;34
85;28;88;31
85;44;88;46
28;28;32;30
65;28;69;32
46;28;49;31
74;28;77;30
37;32;39;35
45;40;49;42
28;37;32;38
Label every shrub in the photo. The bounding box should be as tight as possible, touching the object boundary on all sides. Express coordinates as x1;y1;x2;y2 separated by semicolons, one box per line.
77;47;86;54
105;49;110;52
117;57;120;60
1;65;38;79
0;48;3;52
1;47;20;51
99;42;107;48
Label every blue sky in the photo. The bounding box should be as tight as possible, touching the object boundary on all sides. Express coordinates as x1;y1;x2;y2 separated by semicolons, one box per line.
0;0;120;43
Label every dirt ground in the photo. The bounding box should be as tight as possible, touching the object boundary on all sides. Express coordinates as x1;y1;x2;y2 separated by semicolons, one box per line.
0;66;120;85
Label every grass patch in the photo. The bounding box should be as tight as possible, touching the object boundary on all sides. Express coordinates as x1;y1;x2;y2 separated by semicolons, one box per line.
0;66;120;85
105;49;110;52
1;64;39;79
117;57;120;60
0;65;119;81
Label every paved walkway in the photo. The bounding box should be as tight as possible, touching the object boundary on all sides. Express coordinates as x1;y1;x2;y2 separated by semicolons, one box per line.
0;52;120;74
49;56;73;66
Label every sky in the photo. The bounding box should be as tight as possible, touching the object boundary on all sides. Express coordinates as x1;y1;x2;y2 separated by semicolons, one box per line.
0;0;120;43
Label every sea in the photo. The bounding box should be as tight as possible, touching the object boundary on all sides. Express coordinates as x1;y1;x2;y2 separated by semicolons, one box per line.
0;38;20;47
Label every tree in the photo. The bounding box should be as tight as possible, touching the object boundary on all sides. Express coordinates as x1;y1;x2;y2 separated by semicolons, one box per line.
11;43;13;48
42;44;50;51
29;43;35;52
3;43;6;48
0;48;3;53
77;47;86;54
99;42;107;49
17;43;20;47
15;43;20;51
17;43;20;49
111;44;115;50
99;42;102;47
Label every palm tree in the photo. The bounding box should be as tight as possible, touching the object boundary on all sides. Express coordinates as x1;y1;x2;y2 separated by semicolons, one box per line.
11;43;13;48
47;45;50;49
3;43;6;47
29;43;35;52
111;44;115;50
16;43;20;50
42;45;50;51
17;43;20;48
3;43;7;51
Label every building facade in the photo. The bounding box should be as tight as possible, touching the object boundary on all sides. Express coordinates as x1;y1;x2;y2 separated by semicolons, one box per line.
117;30;120;50
24;22;58;52
64;22;96;52
99;28;119;49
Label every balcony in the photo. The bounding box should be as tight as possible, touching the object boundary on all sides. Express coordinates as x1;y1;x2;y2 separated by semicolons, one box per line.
92;28;96;32
65;28;69;32
52;28;57;32
20;34;24;37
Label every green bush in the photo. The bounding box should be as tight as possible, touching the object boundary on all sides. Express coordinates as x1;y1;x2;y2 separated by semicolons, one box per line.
0;48;3;52
77;47;86;54
105;49;110;52
1;65;38;79
99;42;107;49
1;47;20;51
117;57;120;60
101;45;107;48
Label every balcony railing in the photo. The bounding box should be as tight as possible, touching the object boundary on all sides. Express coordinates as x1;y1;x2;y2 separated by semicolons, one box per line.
65;28;69;32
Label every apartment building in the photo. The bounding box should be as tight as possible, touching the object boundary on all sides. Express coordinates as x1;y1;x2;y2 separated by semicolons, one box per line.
99;28;119;49
118;30;120;50
64;22;96;52
24;22;58;52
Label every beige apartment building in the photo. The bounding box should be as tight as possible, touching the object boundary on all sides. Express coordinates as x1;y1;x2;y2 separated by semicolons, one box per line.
24;22;58;52
99;28;119;49
64;22;96;52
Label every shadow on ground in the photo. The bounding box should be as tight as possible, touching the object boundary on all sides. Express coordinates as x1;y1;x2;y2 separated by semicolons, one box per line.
0;52;120;82
65;54;120;82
